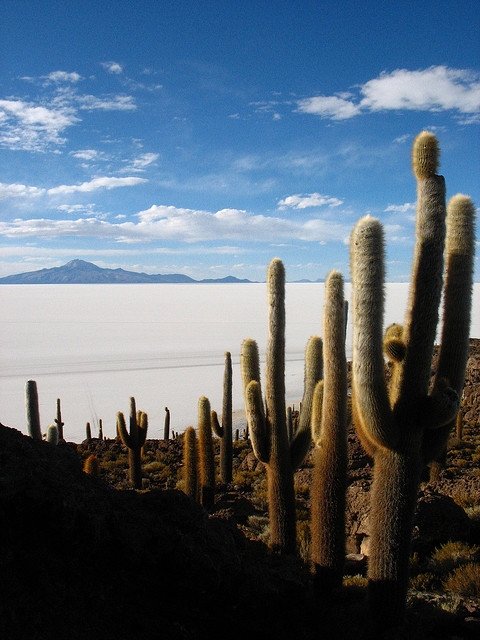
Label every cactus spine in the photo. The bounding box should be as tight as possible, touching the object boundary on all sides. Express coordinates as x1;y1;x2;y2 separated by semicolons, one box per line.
117;397;148;489
164;407;170;440
183;426;198;500
241;258;323;554
53;398;64;440
310;271;348;594
211;351;233;484
25;380;41;441
198;396;215;508
349;132;475;628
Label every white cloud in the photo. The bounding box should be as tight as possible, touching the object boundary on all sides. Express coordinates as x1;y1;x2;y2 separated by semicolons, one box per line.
360;67;480;114
297;66;480;122
47;176;147;195
44;71;82;84
120;152;159;172
0;99;79;151
0;204;352;244
101;61;123;75
0;182;45;199
384;202;415;214
57;204;97;215
70;149;103;161
277;193;343;209
77;94;136;111
297;95;361;120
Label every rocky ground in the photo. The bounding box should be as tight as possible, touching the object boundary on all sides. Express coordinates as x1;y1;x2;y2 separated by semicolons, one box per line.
1;340;479;639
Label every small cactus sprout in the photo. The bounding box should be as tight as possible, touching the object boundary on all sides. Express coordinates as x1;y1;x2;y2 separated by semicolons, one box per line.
241;258;323;554
350;133;475;628
25;380;41;441
84;454;100;477
86;422;92;441
183;426;198;500
164;407;170;440
198;396;215;508
54;398;64;440
46;424;59;445
117;397;148;489
211;351;233;484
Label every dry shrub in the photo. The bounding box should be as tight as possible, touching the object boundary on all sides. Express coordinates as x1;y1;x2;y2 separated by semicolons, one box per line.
443;562;480;596
428;541;479;576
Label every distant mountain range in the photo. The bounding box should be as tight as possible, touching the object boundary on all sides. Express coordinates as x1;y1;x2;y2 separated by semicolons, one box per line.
0;260;254;284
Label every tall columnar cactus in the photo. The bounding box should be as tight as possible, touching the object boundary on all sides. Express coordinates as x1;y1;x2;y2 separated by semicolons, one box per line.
310;271;348;594
211;351;233;484
25;380;41;441
117;397;148;489
241;258;323;554
198;396;215;508
349;132;475;628
54;398;64;440
163;407;170;440
86;422;92;442
98;419;103;440
183;426;198;500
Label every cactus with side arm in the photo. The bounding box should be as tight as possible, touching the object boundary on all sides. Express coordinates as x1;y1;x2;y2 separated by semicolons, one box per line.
349;132;475;628
241;258;323;554
211;351;233;484
117;397;148;489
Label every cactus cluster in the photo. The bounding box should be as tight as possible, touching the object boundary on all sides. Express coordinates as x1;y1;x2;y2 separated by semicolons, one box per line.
241;258;323;554
350;131;475;627
117;397;148;489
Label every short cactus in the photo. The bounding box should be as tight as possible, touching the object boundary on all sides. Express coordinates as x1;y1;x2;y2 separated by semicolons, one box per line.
241;258;323;554
349;132;475;628
84;454;100;477
46;424;59;445
25;380;41;441
117;397;148;489
86;422;92;442
163;407;170;440
211;351;233;484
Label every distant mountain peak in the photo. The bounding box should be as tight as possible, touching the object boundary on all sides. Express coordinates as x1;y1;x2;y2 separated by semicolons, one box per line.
0;261;254;285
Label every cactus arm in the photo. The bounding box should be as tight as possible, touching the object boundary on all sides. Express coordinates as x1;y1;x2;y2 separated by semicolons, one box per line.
211;410;224;437
245;380;270;463
398;133;446;402
422;195;475;462
433;195;475;395
311;381;324;446
116;411;131;448
241;338;268;460
138;412;148;447
54;398;64;440
286;406;293;441
350;216;395;448
290;335;323;470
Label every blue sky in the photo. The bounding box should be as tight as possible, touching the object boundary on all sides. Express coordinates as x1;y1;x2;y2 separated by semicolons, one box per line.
0;0;479;282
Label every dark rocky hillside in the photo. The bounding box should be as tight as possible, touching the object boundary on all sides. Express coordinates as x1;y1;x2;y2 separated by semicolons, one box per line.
1;340;479;639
